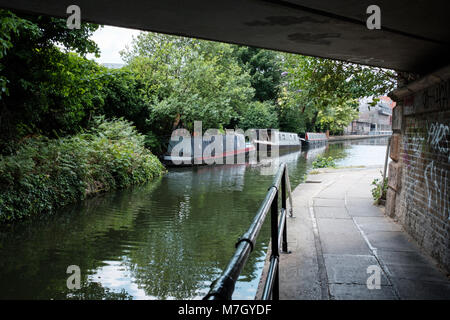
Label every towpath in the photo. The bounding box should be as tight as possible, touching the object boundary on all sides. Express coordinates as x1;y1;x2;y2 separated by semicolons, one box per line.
256;166;450;299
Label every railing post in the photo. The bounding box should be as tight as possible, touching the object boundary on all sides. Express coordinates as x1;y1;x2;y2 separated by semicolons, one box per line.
285;168;294;217
270;187;279;300
281;170;288;253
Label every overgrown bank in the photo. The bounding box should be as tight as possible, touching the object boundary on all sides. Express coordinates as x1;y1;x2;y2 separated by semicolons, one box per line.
0;118;166;223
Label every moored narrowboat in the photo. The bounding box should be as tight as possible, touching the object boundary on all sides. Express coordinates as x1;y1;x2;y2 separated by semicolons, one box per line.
163;132;255;166
301;132;328;147
252;129;301;152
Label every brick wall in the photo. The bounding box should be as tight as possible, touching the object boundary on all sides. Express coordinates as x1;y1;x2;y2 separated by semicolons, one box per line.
387;68;450;273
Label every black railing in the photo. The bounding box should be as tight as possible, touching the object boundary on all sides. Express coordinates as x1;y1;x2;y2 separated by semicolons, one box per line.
203;162;293;300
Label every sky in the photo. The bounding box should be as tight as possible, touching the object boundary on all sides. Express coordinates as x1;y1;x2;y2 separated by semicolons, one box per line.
86;25;142;64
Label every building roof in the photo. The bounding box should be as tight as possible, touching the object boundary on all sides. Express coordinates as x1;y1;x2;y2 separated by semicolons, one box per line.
379;96;396;109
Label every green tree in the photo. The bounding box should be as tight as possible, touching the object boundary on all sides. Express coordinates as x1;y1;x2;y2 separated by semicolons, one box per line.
101;68;149;131
238;101;278;131
0;9;101;152
232;46;282;102
121;32;255;137
279;54;396;134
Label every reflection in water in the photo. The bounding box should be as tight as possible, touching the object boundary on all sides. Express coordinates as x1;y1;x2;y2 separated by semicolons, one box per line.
0;138;387;300
331;137;390;167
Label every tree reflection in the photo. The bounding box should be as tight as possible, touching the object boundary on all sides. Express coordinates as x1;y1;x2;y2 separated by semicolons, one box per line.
0;165;272;299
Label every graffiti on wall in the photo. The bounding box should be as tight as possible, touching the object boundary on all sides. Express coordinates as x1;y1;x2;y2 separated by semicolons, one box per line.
427;122;449;162
424;160;448;219
403;121;449;219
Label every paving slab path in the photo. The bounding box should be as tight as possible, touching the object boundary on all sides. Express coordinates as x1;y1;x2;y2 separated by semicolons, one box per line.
256;166;450;300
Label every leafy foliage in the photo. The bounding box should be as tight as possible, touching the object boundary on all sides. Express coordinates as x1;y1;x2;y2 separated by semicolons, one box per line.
121;32;256;140
371;175;388;204
100;69;147;129
0;9;101;152
312;155;336;169
0;10;40;99
232;46;282;102
278;55;397;134
0;118;165;222
238;101;278;131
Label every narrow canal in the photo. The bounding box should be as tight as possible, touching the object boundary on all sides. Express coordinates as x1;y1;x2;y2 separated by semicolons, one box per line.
0;137;388;299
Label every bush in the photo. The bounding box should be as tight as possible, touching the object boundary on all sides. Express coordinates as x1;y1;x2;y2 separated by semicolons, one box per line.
0;117;165;222
312;155;336;169
371;175;388;205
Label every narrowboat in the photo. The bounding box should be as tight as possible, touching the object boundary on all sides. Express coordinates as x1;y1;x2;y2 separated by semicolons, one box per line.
301;132;328;147
163;132;255;166
252;129;301;152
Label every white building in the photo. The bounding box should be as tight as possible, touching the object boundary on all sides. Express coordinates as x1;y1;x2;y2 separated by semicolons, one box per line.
344;96;395;135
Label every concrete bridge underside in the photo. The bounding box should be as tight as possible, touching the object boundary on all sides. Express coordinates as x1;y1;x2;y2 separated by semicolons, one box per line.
1;0;450;74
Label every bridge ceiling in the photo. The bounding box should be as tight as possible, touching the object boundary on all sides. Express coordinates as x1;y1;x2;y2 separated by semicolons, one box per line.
1;0;449;73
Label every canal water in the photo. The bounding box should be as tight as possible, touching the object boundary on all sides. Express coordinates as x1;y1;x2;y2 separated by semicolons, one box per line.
0;137;388;300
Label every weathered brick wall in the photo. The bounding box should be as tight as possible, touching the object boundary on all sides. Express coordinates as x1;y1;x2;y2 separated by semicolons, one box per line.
387;71;450;273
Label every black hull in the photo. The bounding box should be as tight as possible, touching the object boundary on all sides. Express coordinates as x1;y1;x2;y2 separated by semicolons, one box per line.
301;140;328;148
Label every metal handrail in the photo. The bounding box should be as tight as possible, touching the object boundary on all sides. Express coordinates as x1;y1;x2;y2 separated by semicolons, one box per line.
203;162;293;300
285;171;294;217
